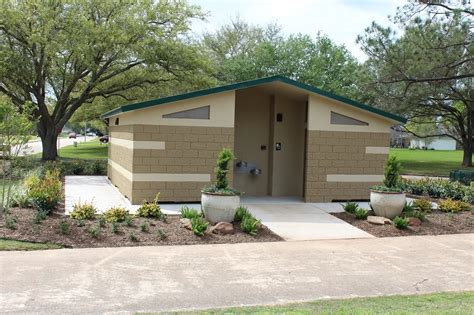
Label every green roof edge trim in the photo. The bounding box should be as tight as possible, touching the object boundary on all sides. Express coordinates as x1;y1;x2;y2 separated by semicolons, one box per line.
101;75;407;123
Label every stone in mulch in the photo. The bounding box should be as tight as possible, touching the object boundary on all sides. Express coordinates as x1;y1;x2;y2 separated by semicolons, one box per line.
367;216;387;225
408;217;422;226
210;222;234;235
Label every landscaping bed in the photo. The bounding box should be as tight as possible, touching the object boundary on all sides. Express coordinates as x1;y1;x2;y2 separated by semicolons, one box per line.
0;207;282;248
333;210;473;237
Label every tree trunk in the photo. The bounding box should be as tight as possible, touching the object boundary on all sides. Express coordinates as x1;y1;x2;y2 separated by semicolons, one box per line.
40;131;59;161
462;143;473;167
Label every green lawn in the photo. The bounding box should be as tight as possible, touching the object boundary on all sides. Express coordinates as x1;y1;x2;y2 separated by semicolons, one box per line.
58;140;108;160
0;238;63;251
158;291;474;315
390;148;472;176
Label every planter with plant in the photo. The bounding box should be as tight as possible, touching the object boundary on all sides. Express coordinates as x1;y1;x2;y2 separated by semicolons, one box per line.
201;148;241;223
370;156;406;219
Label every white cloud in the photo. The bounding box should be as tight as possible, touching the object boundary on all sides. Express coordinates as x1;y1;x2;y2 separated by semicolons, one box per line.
190;0;403;60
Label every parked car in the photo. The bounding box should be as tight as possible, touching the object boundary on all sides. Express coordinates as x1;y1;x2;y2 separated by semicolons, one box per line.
99;135;109;144
86;132;96;136
68;132;77;139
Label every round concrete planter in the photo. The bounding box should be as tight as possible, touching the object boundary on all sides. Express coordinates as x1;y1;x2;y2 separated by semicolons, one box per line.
201;192;240;224
370;190;406;219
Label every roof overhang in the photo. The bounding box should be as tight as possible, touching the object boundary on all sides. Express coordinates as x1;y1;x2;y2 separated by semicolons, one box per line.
101;75;407;124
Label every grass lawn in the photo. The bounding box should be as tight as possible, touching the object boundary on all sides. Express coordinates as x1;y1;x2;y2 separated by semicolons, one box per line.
0;238;63;251
162;291;474;315
58;140;107;160
390;148;473;176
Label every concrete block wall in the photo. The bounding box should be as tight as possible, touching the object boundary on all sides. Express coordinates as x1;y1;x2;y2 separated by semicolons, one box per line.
304;130;390;202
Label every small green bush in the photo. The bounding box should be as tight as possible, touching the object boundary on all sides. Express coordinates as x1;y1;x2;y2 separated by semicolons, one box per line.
140;221;149;233
33;210;48;224
111;221;119;234
25;169;62;213
76;219;85;227
70;201;97;220
191;217;209;236
384;156;402;188
438;199;470;213
98;216;107;227
156;228;167;240
403;201;414;213
234;206;250;222
104;206;129;223
354;208;369;220
88;225;101;238
58;219;70;235
412;199;432;212
241;215;261;235
129;232;138;242
411;210;426;221
11;185;30;208
343;202;359;214
393;216;409;229
180;206;201;219
137;193;164;219
5;215;17;230
124;215;133;227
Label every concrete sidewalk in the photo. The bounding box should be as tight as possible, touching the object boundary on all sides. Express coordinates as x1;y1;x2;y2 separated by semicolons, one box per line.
1;234;473;314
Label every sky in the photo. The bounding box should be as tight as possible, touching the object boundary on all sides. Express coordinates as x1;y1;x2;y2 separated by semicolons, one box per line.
189;0;404;60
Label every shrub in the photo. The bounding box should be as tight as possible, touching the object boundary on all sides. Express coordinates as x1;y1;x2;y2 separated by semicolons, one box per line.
412;199;432;212
70;160;85;175
393;216;409;229
191;217;209;236
124;215;133;227
98;216;107;227
343;202;359;214
354;208;369;220
156;228;167;240
180;206;201;219
462;186;474;204
137;193;164;219
85;160;106;175
140;221;149;233
399;178;472;202
411;210;426;221
104;206;129;223
10;184;30;208
438;199;470;213
76;219;85;227
5;215;17;230
202;148;240;195
70;201;97;220
234;206;250;222
403;201;414;213
241;215;261;235
25;169;62;213
111;221;119;234
59;219;70;235
88;225;101;238
383;156;401;188
33;210;48;224
129;232;138;242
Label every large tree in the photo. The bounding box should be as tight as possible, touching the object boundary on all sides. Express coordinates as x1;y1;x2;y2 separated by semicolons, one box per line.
0;0;206;160
202;19;364;100
358;0;473;166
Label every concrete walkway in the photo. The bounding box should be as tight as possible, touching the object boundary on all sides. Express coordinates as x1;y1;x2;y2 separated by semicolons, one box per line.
0;234;473;314
244;201;373;241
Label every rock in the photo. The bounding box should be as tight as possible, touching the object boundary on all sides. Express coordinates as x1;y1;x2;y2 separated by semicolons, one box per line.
210;222;234;235
180;218;192;230
367;216;388;225
408;217;422;226
384;218;393;225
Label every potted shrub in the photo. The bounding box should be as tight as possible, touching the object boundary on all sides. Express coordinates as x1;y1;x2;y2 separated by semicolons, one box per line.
370;156;406;219
201;148;241;223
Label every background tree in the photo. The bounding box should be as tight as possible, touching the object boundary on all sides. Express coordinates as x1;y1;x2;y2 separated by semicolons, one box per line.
0;0;207;160
357;0;473;166
202;19;364;99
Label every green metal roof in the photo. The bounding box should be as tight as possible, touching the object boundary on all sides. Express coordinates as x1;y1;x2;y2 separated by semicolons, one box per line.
101;75;407;123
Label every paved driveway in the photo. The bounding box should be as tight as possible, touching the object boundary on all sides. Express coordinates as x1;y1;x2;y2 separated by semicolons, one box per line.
0;234;472;314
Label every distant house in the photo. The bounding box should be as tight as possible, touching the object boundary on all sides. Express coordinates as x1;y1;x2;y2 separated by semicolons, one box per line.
410;136;457;151
101;76;406;203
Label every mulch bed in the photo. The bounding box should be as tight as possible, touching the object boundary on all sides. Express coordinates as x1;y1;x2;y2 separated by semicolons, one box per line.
0;207;282;248
333;210;474;237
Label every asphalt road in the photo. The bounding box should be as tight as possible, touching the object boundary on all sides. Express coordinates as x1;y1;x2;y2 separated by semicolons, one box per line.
0;233;472;314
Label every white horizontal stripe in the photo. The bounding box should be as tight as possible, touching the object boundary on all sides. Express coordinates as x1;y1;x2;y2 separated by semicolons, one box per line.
109;159;210;182
326;174;384;182
110;138;165;150
365;146;389;154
